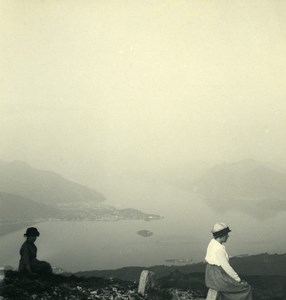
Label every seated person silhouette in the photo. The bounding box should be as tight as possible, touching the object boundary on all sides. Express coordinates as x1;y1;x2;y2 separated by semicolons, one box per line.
18;227;52;275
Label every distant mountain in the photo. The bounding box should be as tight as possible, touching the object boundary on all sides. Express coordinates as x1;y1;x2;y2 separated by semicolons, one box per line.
0;192;60;223
192;159;286;218
0;161;105;205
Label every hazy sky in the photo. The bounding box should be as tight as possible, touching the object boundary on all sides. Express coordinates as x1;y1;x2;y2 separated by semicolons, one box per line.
1;0;286;183
1;2;286;270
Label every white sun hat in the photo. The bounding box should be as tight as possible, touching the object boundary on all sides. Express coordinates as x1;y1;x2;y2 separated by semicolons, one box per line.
211;222;231;238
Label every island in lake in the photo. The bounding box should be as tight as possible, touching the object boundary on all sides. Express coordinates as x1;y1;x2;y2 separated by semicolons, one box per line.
137;229;154;237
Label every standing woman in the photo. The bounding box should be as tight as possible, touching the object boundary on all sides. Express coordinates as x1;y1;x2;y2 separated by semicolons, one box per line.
205;222;252;300
18;227;52;274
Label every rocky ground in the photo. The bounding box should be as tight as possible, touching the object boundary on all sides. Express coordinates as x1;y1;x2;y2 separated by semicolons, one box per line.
1;270;285;299
0;271;205;300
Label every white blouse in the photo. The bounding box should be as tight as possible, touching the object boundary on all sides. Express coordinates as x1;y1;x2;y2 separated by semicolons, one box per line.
205;238;241;282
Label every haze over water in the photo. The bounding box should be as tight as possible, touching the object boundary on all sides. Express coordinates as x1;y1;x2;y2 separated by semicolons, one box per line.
1;175;286;272
1;1;286;272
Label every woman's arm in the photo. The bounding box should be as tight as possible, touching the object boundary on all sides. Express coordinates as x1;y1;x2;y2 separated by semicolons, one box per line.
216;248;241;282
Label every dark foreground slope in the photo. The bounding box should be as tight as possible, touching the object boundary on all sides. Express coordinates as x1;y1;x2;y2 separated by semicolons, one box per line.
1;270;286;300
73;253;286;300
0;271;173;300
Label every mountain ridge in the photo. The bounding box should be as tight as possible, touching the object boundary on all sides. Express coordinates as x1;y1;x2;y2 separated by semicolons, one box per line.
192;160;286;218
0;160;105;205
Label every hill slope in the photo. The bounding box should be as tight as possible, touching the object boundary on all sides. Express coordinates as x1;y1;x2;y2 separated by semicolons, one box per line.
2;269;285;300
1;254;286;300
75;253;286;281
0;161;105;205
0;192;60;223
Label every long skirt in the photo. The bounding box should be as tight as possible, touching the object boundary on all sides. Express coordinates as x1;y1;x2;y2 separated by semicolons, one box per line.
30;259;52;274
205;264;252;300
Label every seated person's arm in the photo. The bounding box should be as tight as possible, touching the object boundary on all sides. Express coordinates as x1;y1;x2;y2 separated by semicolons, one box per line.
216;249;241;282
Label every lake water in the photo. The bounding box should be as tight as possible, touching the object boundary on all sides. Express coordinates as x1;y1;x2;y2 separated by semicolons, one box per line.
1;181;286;272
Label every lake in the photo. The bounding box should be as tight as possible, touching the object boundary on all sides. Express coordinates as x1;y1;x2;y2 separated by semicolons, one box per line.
1;182;286;272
